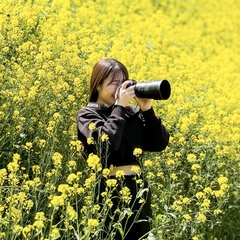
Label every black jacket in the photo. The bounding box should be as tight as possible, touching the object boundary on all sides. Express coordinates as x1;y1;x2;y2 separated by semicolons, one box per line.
77;104;169;168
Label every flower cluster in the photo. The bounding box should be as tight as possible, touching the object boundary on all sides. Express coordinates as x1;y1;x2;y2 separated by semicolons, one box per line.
0;0;239;239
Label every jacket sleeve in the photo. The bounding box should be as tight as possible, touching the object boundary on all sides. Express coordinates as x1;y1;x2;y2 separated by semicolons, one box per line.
77;105;127;151
141;107;170;151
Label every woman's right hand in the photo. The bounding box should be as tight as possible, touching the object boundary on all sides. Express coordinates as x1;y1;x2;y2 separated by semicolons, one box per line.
115;80;135;107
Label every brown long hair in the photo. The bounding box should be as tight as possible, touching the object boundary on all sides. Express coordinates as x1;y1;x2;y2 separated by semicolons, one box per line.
89;58;129;102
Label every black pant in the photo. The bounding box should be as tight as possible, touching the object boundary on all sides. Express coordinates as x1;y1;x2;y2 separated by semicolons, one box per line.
98;175;152;240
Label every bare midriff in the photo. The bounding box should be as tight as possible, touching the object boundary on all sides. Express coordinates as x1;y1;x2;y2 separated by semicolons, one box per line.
109;164;141;176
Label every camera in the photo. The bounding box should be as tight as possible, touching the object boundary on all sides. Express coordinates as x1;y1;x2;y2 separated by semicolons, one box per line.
127;79;171;100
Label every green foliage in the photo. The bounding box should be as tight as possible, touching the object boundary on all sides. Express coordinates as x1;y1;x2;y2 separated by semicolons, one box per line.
0;0;239;239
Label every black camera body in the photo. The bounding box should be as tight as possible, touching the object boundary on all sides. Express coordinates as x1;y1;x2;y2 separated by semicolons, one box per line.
127;79;171;100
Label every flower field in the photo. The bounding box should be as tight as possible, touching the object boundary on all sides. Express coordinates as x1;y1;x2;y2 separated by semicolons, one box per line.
0;0;239;239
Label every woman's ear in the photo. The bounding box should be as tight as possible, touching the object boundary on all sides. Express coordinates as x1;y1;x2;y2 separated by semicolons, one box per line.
96;84;101;91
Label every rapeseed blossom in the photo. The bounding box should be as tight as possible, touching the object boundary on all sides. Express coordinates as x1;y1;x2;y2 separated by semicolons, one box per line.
52;152;63;169
133;148;142;157
101;133;109;142
0;169;7;185
87;219;99;227
87;153;102;171
66;205;77;221
102;168;110;178
88;122;96;130
196;213;207;223
67;173;78;184
120;186;132;204
144;159;154;167
183;214;192;223
106;179;117;188
0;0;239;239
115;170;125;179
49;195;65;209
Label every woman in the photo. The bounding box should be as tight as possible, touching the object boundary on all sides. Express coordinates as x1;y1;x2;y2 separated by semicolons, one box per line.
77;58;169;239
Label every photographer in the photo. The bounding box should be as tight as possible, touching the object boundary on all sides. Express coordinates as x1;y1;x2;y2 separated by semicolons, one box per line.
76;58;169;239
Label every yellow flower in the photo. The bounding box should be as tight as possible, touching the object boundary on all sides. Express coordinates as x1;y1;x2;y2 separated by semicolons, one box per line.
33;177;41;187
67;173;78;184
68;94;75;102
87;219;99;227
144;159;153;167
196;213;207;223
220;183;229;191
58;184;70;195
116;170;125;179
49;195;65;208
101;191;107;198
22;225;33;238
201;198;211;209
105;198;114;208
101;133;109;142
203;187;213;195
213;190;225;198
131;165;141;174
196;191;205;199
214;209;222;215
120;186;132;203
77;187;84;194
33;220;44;230
84;174;96;188
13;153;21;162
68;160;77;171
87;153;102;171
0;169;7;185
171;173;178;181
39;139;46;148
35;212;46;222
53;112;61;121
69;140;83;151
133;148;142;157
106;179;117;188
182;197;191;204
88;122;96;130
183;214;192;222
25;142;33;151
191;163;201;171
50;228;61;239
66;205;77;220
13;225;23;235
166;159;175;166
87;137;94;145
217;176;228;185
147;172;155;180
32;165;41;175
52;152;63;169
187;153;197;162
102;168;110;178
136;178;143;185
7;161;20;173
157;172;164;178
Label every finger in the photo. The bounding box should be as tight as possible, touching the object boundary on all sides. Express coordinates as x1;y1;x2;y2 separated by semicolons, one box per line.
121;80;133;89
115;86;121;99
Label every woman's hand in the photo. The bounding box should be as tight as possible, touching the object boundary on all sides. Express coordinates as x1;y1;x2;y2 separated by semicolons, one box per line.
115;80;135;107
134;96;152;111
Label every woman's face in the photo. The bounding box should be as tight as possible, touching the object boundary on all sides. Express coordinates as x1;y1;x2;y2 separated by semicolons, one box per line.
96;72;125;106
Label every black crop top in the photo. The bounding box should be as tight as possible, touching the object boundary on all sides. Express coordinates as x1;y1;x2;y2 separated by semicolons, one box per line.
76;103;169;168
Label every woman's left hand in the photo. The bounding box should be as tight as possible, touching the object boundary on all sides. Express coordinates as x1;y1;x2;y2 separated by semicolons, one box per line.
134;96;152;111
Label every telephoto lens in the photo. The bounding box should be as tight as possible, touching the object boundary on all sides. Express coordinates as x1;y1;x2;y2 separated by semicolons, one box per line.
130;80;171;100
